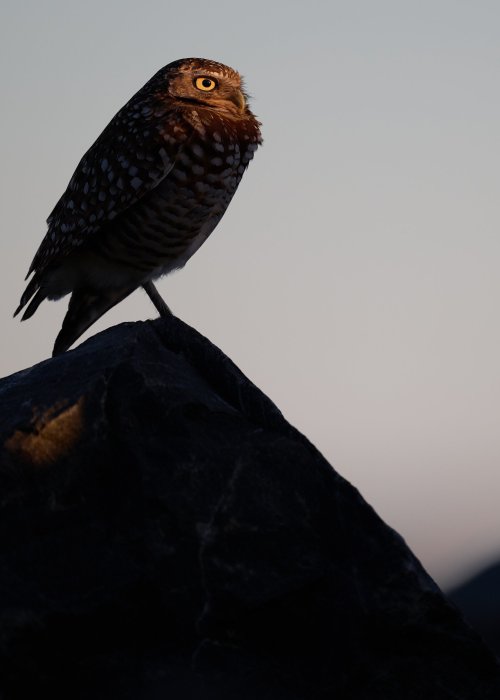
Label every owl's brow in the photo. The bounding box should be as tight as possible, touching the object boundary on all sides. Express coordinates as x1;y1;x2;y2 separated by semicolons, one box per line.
180;62;239;79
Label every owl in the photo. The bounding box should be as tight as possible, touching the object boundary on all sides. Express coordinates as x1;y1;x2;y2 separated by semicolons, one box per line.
15;58;262;356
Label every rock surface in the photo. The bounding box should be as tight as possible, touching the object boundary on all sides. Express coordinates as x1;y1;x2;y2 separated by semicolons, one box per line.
0;317;499;699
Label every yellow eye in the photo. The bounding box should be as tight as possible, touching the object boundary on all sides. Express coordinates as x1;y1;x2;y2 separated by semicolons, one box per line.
195;77;217;92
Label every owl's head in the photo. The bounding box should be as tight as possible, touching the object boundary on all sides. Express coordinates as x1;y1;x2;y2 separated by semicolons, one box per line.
165;58;248;115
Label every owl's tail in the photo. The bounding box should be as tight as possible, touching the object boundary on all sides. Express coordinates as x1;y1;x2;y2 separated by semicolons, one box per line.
53;286;134;357
14;274;46;320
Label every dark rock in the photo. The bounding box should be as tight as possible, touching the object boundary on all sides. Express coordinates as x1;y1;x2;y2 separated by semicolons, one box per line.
449;562;500;658
0;316;499;699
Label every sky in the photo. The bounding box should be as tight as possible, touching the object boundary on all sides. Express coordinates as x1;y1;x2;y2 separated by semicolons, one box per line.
1;0;499;588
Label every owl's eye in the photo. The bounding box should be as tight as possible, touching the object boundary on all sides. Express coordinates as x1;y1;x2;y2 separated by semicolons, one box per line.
195;77;217;92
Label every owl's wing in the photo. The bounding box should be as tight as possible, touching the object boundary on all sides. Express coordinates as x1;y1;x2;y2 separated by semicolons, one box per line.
28;107;192;278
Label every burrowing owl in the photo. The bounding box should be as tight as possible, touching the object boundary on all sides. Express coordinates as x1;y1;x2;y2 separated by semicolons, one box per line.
15;58;262;355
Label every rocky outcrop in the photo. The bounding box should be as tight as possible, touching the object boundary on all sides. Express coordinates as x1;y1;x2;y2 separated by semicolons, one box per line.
0;317;499;699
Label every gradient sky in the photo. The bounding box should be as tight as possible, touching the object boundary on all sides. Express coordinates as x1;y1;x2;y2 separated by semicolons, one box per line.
1;0;499;588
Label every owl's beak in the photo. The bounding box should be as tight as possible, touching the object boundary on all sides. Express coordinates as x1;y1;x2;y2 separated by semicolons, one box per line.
230;89;246;113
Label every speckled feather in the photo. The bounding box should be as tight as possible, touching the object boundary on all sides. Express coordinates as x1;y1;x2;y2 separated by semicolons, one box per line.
16;58;262;353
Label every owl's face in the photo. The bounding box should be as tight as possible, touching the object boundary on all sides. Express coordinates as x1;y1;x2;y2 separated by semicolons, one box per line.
167;58;247;116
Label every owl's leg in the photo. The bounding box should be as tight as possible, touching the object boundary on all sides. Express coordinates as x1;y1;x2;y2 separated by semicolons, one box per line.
142;281;172;318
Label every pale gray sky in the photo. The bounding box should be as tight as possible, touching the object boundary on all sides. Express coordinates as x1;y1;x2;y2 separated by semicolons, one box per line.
1;0;499;588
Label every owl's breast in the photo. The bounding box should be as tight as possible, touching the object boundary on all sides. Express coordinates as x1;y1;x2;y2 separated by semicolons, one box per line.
91;129;258;280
